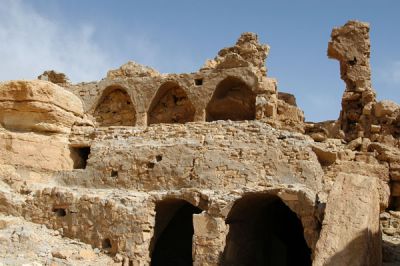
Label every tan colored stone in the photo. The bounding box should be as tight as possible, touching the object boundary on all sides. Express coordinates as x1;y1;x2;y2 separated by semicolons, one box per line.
312;145;337;166
0;21;398;265
313;173;381;266
77;249;96;260
0;80;83;133
374;100;399;118
38;70;69;85
107;61;159;79
51;249;70;259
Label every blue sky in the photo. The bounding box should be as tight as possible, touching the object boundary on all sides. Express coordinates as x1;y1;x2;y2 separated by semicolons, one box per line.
0;0;399;122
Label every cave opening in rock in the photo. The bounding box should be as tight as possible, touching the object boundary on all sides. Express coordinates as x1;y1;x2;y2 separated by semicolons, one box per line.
148;82;195;125
221;193;311;266
102;238;112;249
94;86;136;126
150;199;202;266
70;146;91;169
206;77;256;122
111;170;118;177
194;78;203;86
52;207;67;217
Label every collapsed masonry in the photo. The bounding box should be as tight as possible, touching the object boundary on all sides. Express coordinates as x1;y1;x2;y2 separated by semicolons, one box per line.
0;20;399;265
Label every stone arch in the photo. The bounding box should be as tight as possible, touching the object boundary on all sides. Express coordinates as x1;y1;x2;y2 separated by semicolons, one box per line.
148;82;195;125
221;193;312;266
93;86;136;126
206;76;256;122
150;198;202;266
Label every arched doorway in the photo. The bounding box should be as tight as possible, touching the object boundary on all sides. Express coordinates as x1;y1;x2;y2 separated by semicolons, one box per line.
150;199;202;266
148;82;195;125
93;86;136;126
222;194;311;266
206;77;256;122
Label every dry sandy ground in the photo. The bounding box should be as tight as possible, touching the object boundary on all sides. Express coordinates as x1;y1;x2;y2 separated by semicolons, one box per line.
0;215;122;266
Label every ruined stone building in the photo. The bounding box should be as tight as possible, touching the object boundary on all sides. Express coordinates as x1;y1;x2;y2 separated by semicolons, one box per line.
0;20;400;265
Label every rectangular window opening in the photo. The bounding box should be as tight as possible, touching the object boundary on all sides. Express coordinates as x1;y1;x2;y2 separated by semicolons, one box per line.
194;78;203;86
70;146;91;169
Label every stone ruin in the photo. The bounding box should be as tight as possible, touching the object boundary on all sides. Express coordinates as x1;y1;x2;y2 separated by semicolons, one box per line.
0;20;399;265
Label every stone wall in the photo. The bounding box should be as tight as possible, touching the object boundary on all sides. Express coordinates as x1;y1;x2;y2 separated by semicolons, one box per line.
0;21;399;265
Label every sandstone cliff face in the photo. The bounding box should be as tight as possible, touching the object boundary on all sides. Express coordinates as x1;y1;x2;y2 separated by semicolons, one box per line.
0;80;83;133
0;21;398;265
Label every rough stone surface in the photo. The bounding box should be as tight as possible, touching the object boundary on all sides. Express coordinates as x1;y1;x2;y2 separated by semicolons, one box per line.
93;87;136;126
0;80;83;133
0;21;398;265
38;70;70;85
0;214;119;265
313;173;381;266
328;20;376;141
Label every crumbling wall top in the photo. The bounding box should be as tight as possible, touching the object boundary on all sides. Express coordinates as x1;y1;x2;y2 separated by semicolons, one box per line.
107;61;160;79
327;20;377;140
38;70;70;85
202;32;270;76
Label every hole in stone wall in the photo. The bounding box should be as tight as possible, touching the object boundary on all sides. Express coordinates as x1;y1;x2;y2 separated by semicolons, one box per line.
221;193;311;266
348;57;357;66
150;199;202;266
148;82;195;125
70;146;91;169
94;87;136;126
388;196;400;211
147;162;155;169
111;170;118;177
194;78;203;86
52;208;67;217
156;155;163;162
206;77;256;122
102;238;112;249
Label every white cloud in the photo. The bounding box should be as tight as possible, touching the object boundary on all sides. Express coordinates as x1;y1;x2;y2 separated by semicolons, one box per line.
0;0;110;82
380;61;400;85
390;61;400;84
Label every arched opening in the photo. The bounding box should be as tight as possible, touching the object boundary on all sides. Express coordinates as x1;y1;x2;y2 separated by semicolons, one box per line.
148;82;195;125
93;86;136;126
150;199;202;266
206;77;256;122
222;194;311;266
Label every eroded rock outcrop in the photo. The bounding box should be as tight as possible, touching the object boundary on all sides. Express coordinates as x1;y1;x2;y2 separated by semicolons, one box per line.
0;80;83;133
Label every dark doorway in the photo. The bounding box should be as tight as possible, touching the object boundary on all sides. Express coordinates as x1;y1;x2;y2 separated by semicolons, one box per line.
221;194;311;266
206;77;256;122
150;199;202;266
148;82;195;125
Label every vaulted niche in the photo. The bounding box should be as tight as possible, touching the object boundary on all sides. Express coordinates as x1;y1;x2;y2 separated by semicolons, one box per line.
206;77;256;122
148;82;195;125
150;199;202;266
93;86;136;126
221;194;311;266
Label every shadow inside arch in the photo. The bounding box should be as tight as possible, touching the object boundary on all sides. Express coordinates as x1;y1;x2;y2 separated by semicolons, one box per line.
206;76;256;122
150;198;202;266
148;82;195;125
220;193;311;266
93;86;136;126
